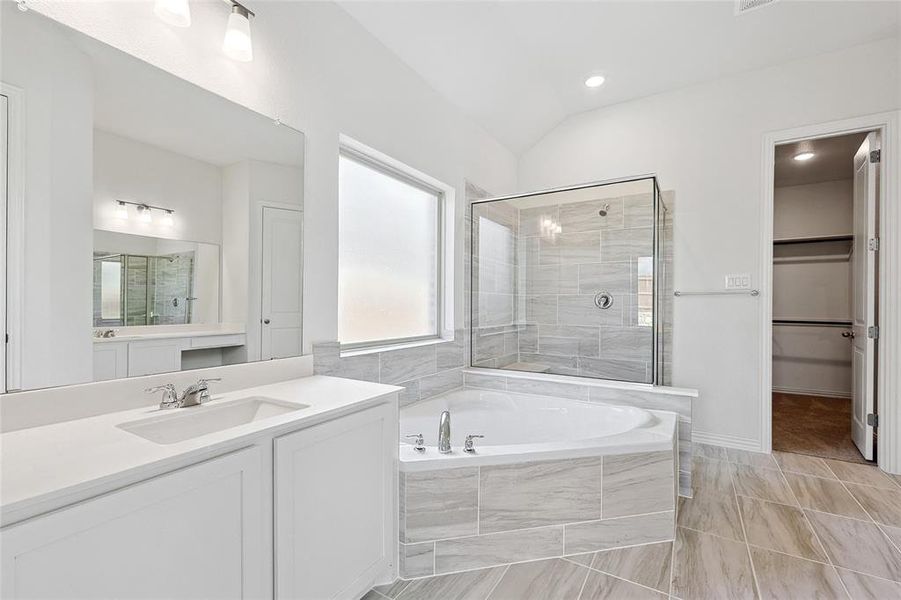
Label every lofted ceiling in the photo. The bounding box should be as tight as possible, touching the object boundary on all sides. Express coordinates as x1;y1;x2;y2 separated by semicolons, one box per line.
338;0;899;155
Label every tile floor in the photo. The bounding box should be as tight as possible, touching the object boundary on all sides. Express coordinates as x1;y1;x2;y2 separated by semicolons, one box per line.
367;445;901;599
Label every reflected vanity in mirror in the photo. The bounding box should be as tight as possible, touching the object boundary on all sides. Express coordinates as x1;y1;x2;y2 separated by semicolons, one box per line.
1;8;305;391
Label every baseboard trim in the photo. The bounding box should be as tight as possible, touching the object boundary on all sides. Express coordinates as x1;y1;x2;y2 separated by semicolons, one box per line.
772;386;851;399
693;431;762;452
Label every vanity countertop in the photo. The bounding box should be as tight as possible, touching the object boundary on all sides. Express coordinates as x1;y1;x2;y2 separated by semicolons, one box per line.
93;323;246;343
0;376;400;527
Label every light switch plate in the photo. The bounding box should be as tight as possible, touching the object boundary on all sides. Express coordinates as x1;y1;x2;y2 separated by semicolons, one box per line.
725;273;752;290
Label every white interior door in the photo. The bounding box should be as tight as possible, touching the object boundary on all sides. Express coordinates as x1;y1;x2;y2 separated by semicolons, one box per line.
261;206;303;360
1;92;8;394
851;132;879;460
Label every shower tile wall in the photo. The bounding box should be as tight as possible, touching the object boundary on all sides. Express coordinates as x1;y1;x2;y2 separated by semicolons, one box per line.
515;192;656;383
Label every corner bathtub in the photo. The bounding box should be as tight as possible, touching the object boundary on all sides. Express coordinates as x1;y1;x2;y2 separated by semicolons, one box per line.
396;388;678;579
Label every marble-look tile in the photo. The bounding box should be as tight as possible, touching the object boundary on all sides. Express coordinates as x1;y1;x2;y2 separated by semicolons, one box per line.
671;527;756;600
837;567;901;600
588;541;672;593
598;326;652;362
313;342;380;382
846;483;901;527
436;336;465;370
624;194;654;229
578;262;631;294
749;546;845;599
419;368;463;400
435;526;564;574
579;357;648;383
691;456;734;494
774;451;835;478
564;511;674;555
825;459;898;489
518;353;581;376
599;229;632;263
677;488;744;541
579;570;666;599
404;467;479;543
379;345;437;385
463;372;506;391
693;443;727;461
543;231;601;265
526;264;580;295
519;206;559;237
587;386;691;420
628;228;653;257
882;524;901;549
603;451;674;518
558;294;624;327
729;463;797;505
525;295;558;325
559;198;624;232
473;330;506;362
487;558;587;600
537;324;600;358
725;448;778;469
737;495;826;561
397;566;508;600
480;458;601;533
396;380;420;407
782;472;870;519
504;377;589;401
806;510;901;581
362;590;386;600
399;542;435;578
476;292;515;328
373;579;410;598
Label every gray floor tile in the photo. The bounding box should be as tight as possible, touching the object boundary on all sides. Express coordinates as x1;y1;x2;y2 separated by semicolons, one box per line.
783;472;870;519
749;546;845;599
725;448;778;469
588;541;672;593
738;495;827;561
372;579;410;599
487;558;588;600
677;487;745;541
846;483;901;527
729;463;797;505
825;460;898;489
579;570;666;599
837;567;901;599
397;566;508;600
774;451;835;479
806;510;901;582
671;527;757;600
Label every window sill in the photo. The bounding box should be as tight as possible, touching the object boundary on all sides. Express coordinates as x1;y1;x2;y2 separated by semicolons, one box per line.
339;336;452;358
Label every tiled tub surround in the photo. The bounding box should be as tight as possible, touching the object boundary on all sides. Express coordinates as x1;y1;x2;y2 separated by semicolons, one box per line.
396;388;677;578
462;368;696;496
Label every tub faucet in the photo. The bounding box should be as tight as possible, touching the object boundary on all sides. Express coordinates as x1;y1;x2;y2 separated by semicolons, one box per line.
438;410;452;454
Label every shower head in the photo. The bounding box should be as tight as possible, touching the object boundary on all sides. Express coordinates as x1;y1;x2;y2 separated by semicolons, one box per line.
598;203;609;217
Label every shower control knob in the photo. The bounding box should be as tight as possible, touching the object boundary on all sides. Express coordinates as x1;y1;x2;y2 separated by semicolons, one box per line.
405;434;426;452
594;291;614;310
464;435;484;453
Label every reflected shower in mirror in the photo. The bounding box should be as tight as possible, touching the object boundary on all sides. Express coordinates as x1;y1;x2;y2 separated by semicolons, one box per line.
1;6;305;391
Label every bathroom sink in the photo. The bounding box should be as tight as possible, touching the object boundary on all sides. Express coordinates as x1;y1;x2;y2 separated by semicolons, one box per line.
118;396;308;445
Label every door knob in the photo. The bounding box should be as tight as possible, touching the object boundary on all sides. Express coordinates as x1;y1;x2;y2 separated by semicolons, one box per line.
842;331;854;339
263;319;271;325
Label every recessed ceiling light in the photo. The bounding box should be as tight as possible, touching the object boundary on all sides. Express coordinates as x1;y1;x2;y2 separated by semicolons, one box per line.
793;152;815;161
584;75;606;88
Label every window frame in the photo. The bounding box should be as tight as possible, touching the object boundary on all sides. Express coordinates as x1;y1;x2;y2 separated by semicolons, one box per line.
337;145;446;352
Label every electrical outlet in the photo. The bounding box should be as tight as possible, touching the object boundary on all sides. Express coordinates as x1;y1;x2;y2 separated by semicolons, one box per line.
725;273;751;290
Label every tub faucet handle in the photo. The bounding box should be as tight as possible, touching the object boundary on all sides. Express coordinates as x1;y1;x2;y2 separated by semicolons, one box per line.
463;435;484;453
405;433;426;452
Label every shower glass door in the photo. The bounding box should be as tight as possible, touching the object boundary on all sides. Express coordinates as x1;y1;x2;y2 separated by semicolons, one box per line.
470;177;661;384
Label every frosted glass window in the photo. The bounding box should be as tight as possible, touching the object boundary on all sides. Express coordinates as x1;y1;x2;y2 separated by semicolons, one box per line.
338;152;441;346
100;261;122;320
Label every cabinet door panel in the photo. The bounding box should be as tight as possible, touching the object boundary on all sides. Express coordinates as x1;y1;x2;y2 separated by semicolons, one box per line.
128;339;184;376
1;447;264;599
275;402;397;600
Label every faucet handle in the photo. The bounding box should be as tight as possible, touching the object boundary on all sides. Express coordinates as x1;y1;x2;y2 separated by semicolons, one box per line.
146;384;179;409
463;434;484;453
405;433;426;452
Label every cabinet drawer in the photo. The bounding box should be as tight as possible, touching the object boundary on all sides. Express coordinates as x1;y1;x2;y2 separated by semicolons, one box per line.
190;334;246;349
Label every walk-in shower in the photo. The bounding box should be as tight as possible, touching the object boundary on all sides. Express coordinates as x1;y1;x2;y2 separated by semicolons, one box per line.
470;176;672;385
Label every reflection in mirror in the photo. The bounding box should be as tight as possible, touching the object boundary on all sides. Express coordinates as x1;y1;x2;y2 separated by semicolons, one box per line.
1;6;304;391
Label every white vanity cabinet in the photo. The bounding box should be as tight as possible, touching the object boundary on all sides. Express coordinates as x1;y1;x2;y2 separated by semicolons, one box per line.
0;447;265;599
275;402;397;600
92;341;128;381
127;338;188;376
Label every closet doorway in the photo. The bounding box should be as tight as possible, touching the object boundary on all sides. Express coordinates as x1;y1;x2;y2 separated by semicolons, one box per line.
771;131;880;463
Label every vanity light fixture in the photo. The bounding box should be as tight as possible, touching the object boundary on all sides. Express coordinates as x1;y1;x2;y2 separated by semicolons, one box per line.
138;205;153;224
115;201;129;220
116;200;175;225
17;0;27;12
584;75;606;88
793;152;815;161
222;1;254;62
162;210;176;227
154;0;192;28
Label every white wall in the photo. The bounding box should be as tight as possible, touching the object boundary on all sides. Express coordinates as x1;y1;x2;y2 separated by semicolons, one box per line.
519;38;899;447
1;5;94;390
772;180;853;397
28;0;518;354
93;130;223;245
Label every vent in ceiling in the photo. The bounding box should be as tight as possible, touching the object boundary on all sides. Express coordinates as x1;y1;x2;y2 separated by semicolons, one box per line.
735;0;778;15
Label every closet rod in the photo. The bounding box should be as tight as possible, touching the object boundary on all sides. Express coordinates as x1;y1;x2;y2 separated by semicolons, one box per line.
772;319;852;328
773;234;853;245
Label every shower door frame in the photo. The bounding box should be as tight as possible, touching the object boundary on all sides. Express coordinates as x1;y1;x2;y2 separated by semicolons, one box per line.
469;174;664;386
760;111;900;473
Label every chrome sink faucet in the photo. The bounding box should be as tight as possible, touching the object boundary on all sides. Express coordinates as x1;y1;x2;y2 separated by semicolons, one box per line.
146;378;221;409
438;410;452;454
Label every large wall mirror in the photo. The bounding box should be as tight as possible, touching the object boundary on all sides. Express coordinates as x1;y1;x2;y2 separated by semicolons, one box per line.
1;5;305;392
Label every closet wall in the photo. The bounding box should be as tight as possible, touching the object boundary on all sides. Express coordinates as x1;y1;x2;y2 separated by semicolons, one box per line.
772;180;852;397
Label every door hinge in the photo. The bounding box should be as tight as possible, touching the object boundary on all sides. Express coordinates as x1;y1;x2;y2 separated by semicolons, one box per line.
868;238;879;251
867;413;878;427
868;326;879;339
870;149;881;163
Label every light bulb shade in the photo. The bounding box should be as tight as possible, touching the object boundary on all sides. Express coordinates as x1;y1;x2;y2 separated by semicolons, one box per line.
162;211;175;227
154;0;191;28
138;206;153;223
115;202;129;220
223;8;253;62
